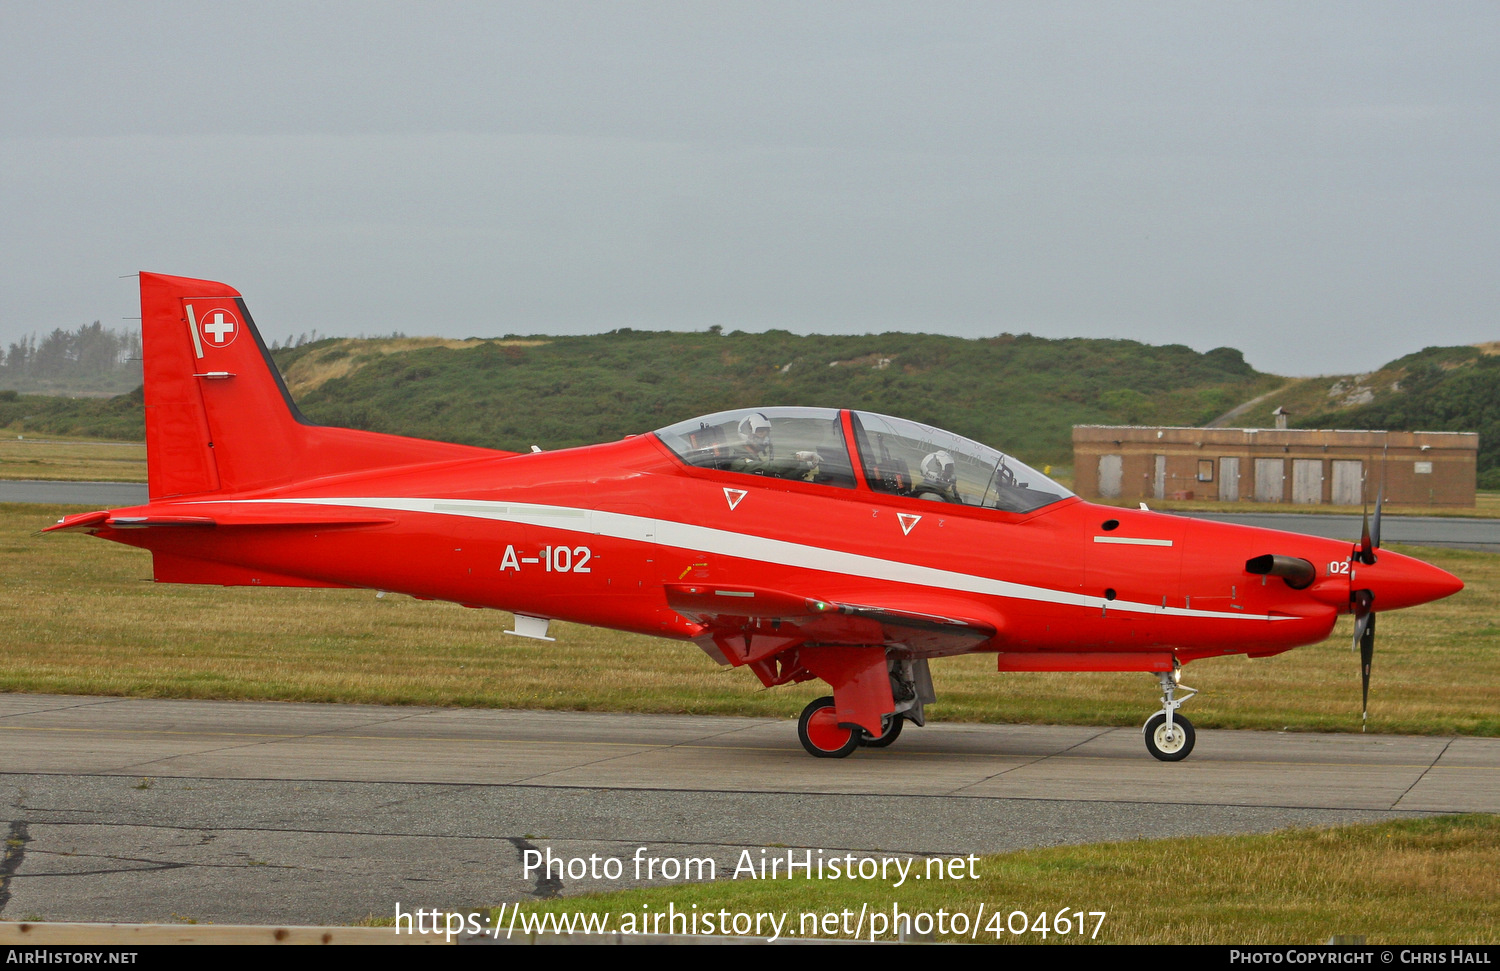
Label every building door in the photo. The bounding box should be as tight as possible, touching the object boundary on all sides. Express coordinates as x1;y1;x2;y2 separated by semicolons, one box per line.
1292;459;1323;504
1254;459;1285;502
1097;454;1122;498
1153;455;1166;499
1331;460;1363;506
1219;457;1240;501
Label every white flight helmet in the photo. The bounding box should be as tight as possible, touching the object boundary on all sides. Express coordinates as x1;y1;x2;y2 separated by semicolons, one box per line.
738;412;772;444
921;449;955;484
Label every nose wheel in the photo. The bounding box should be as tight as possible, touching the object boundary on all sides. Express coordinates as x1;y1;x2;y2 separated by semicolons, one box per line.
1144;712;1195;761
1142;670;1197;761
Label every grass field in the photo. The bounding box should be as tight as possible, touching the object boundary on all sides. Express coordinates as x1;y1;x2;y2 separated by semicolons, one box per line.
7;503;1497;736
0;437;146;482
505;815;1500;944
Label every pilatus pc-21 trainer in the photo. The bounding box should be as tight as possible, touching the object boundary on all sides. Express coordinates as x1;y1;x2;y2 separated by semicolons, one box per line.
50;273;1463;761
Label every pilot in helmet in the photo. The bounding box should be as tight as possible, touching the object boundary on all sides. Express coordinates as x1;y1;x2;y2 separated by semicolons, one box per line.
728;412;821;481
738;412;772;458
916;449;959;502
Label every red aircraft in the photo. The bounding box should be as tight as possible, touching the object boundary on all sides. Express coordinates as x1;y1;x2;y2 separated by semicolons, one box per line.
49;273;1464;761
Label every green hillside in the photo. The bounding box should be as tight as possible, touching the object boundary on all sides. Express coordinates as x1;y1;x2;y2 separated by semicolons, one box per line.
272;331;1272;467
0;386;144;441
1221;346;1479;430
1285;346;1500;485
13;331;1496;478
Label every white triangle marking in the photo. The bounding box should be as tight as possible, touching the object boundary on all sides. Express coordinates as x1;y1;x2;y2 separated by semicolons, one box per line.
898;513;921;536
724;488;747;511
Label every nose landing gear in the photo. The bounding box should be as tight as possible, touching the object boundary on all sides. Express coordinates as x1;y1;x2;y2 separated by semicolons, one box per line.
1143;670;1197;761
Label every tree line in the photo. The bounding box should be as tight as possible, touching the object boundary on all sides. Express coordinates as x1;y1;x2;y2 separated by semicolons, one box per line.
0;321;142;393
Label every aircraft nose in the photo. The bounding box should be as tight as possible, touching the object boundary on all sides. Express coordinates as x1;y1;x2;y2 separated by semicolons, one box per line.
1358;550;1464;612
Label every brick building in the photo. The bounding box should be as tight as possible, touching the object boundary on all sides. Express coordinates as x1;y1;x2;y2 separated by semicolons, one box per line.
1071;426;1477;507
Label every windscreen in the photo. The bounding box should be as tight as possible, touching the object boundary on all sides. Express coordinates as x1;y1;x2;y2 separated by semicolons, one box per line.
850;411;1073;513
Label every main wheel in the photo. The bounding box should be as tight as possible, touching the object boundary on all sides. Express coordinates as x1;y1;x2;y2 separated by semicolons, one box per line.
859;713;905;748
798;696;860;758
1143;712;1195;762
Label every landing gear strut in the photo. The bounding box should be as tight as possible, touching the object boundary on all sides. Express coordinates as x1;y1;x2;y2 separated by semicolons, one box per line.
1143;670;1197;761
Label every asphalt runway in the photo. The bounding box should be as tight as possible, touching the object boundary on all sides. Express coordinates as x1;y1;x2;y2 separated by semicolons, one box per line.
0;480;148;506
1;693;1494;926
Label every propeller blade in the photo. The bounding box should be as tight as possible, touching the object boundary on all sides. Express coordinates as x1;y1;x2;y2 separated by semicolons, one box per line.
1358;475;1377;565
1361;445;1387;565
1359;611;1376;732
1352;607;1371;649
1350;589;1373;652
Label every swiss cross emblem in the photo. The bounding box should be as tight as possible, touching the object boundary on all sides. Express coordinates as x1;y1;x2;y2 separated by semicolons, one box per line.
198;307;239;347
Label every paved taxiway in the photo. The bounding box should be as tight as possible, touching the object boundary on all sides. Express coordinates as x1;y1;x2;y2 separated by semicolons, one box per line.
0;480;148;507
1;693;1494;925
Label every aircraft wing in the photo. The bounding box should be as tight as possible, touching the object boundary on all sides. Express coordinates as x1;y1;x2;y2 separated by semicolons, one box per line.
663;583;998;658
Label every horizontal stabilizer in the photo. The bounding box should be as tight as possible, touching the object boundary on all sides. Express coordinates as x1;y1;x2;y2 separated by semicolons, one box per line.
98;514;216;529
43;511;111;533
44;506;394;533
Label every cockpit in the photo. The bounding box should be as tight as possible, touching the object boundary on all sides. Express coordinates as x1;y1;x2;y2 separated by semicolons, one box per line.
653;407;1073;514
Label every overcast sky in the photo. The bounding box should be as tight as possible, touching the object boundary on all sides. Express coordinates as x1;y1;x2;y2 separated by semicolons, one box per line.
3;1;1498;374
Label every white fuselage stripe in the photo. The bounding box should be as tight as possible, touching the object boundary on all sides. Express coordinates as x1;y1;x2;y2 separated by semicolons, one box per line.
197;497;1281;622
1094;535;1173;547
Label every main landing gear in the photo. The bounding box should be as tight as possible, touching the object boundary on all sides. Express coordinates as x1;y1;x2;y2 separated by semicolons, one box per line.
794;658;931;758
860;712;904;748
1143;670;1197;761
797;697;907;758
798;696;860;758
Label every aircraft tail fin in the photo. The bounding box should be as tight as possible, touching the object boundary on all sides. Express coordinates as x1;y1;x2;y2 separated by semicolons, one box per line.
140;272;499;500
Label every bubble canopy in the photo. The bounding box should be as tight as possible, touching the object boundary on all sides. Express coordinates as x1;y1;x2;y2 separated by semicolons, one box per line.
653;407;1074;514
